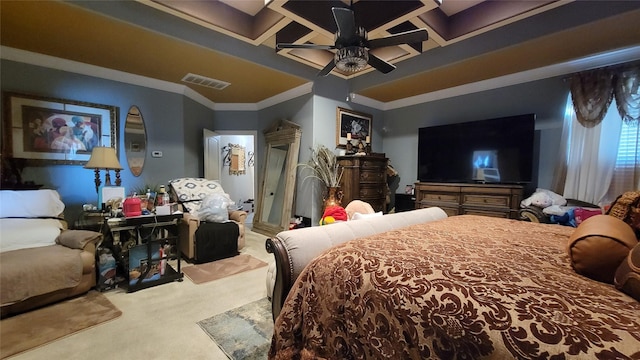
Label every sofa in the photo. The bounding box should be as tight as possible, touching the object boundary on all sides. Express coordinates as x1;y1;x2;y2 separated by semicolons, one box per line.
168;178;247;261
0;190;102;317
265;207;448;319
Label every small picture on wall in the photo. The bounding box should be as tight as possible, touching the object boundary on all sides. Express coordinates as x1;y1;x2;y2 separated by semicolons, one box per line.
336;107;372;148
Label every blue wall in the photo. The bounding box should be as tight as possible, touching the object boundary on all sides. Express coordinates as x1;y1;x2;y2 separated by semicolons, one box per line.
2;58;571;224
383;76;569;203
1;60;201;222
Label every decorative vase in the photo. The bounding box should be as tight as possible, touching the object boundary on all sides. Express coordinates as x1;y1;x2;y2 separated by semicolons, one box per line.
323;186;343;211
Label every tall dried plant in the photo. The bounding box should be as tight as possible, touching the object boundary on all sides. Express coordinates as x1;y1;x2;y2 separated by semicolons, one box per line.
299;144;343;188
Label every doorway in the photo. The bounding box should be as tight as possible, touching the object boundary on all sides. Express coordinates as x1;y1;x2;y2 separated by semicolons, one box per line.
203;129;257;225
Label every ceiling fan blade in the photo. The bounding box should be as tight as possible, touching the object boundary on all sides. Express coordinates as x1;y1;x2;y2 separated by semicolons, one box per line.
367;29;429;49
276;43;335;50
332;7;356;41
368;54;396;74
317;60;336;77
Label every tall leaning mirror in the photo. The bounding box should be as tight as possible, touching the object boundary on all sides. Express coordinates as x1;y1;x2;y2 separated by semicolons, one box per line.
125;106;146;177
253;120;302;237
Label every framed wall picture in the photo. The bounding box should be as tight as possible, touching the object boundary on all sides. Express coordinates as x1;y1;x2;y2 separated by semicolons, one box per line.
2;92;118;165
336;107;372;148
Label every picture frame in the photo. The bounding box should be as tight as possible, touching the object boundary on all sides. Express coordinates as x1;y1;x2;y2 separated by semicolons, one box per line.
2;92;118;165
336;107;372;148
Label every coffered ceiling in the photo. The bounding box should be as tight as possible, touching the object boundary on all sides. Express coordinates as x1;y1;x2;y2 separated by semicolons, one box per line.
1;1;640;107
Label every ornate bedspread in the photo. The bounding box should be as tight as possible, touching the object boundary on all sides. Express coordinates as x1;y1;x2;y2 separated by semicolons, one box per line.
269;215;640;359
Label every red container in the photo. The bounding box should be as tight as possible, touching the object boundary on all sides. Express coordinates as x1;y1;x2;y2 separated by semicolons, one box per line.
123;196;142;217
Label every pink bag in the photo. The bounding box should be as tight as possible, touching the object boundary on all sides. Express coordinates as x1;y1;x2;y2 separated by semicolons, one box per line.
574;207;602;225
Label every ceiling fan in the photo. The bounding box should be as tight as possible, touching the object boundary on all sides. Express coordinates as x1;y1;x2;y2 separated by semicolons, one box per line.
276;6;429;77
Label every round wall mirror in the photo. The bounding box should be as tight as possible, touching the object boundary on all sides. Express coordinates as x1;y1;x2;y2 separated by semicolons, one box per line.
125;105;146;177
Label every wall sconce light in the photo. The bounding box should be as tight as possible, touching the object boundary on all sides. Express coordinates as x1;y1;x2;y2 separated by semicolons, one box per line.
84;146;123;193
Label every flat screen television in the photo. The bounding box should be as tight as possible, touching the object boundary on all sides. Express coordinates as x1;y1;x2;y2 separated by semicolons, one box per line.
417;114;536;184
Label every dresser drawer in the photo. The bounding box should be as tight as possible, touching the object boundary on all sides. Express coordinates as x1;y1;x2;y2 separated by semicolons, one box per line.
367;198;386;212
461;208;510;218
421;193;459;205
463;194;510;208
360;185;385;198
359;170;385;183
362;159;385;168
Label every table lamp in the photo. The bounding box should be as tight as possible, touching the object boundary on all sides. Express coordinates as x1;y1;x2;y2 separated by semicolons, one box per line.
84;146;123;193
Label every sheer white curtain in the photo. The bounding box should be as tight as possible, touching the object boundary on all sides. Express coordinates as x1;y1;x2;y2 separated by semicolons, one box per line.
560;94;622;205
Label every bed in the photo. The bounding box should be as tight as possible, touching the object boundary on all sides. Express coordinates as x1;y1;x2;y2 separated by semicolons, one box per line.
269;215;640;359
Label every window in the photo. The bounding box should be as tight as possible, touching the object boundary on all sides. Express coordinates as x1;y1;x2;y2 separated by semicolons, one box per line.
607;111;639;198
560;94;639;205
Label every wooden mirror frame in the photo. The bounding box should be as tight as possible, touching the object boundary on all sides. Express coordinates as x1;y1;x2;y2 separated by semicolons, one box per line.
124;105;146;177
252;120;301;237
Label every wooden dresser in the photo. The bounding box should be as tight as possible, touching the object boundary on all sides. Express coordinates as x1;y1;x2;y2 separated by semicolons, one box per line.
414;182;523;219
338;155;388;212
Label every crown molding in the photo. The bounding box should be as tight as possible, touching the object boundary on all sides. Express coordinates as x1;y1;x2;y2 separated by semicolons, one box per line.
0;46;312;112
381;45;640;111
4;45;639;113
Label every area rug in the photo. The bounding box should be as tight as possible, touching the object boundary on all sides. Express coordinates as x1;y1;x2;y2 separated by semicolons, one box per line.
183;254;268;285
0;290;121;359
198;297;272;360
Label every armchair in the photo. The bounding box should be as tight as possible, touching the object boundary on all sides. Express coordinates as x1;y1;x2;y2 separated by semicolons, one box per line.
168;178;247;262
519;198;600;224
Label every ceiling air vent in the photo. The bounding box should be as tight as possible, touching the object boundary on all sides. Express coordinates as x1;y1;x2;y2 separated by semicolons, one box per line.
181;73;230;90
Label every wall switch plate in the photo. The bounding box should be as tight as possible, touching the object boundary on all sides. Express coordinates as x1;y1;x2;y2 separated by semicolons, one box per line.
151;150;163;157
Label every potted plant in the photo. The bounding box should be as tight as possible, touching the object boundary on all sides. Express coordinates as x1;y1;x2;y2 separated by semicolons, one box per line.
299;144;344;208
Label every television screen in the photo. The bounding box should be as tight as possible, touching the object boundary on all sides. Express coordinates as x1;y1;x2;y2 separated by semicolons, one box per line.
418;114;536;184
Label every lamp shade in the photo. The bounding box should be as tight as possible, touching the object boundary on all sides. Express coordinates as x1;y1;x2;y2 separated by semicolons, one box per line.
84;147;122;170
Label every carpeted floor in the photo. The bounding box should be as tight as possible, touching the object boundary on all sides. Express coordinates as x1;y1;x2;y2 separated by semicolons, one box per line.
0;291;122;359
198;297;272;360
183;254;268;284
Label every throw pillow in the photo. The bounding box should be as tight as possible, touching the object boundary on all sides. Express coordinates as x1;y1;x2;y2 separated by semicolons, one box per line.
606;191;640;240
352;211;383;220
345;200;375;220
168;178;225;213
56;229;103;250
614;242;640;302
567;215;638;283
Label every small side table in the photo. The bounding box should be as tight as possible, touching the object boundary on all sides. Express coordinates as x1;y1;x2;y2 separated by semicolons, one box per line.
73;211;110;233
105;214;184;292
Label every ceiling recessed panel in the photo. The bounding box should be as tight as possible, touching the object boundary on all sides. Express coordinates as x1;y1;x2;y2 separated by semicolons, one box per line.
3;0;638;105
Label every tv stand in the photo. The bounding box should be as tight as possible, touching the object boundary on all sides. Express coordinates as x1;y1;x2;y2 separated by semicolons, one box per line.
414;182;523;219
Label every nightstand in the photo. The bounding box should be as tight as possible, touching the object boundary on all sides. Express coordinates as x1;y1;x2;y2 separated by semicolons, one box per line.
394;193;416;212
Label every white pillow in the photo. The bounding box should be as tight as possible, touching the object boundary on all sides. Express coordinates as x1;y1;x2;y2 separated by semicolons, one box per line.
0;190;65;218
352;211;383;220
0;218;64;253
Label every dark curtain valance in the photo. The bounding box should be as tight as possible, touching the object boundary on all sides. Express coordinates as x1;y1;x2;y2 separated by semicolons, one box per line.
570;62;639;128
615;65;640;125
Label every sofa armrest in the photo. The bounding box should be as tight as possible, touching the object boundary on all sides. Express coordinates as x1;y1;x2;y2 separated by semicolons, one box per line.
229;210;247;223
55;229;103;250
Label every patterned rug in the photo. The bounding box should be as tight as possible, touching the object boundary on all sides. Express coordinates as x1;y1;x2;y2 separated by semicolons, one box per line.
0;291;121;359
183;254;268;285
198;298;272;360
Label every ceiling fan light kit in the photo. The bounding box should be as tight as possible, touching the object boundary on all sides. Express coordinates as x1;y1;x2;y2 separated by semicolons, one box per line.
276;6;429;77
335;47;369;72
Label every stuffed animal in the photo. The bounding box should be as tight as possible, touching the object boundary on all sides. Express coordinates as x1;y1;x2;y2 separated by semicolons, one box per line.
320;205;347;225
521;188;567;208
521;191;554;209
528;192;553;208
